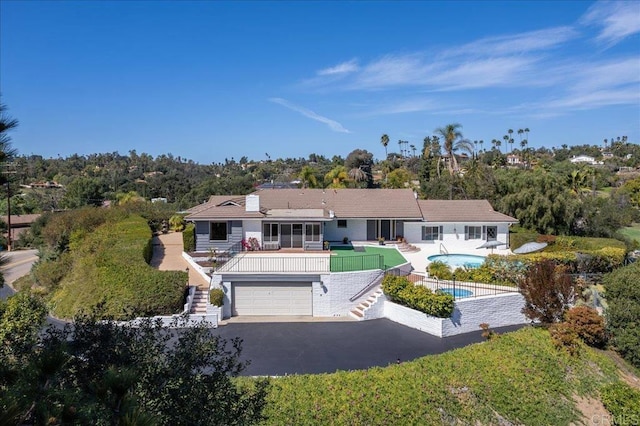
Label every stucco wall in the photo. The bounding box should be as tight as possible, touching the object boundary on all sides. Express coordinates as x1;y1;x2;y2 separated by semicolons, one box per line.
243;220;262;247
324;219;368;242
403;222;512;254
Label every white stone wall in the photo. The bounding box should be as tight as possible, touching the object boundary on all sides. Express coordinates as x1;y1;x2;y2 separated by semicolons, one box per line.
363;293;387;320
221;281;232;319
324;219;367;242
313;269;383;317
443;293;527;336
384;292;527;337
384;301;445;336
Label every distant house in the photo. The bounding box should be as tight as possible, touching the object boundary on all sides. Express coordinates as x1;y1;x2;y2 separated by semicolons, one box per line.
570;155;602;165
506;154;521;165
1;214;41;245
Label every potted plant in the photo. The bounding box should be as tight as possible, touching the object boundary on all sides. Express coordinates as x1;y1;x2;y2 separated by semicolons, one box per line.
378;237;385;245
342;236;349;244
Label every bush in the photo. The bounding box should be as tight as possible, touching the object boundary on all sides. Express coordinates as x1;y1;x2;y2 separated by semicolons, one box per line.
427;260;452;280
183;223;195;252
49;215;187;320
600;382;640;425
169;214;186;231
209;288;224;307
518;260;575;323
382;275;454;318
549;323;582;356
604;262;640;368
564;306;607;348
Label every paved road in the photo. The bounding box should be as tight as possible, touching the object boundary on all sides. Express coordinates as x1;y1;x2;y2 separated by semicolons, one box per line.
0;249;39;300
212;320;526;376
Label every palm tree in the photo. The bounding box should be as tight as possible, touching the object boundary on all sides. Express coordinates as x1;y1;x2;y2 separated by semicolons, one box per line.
434;123;473;175
348;167;367;187
324;166;348;188
603;139;608;150
0;102;18;162
479;139;484;154
503;135;510;154
299;165;318;188
410;144;416;157
380;134;389;159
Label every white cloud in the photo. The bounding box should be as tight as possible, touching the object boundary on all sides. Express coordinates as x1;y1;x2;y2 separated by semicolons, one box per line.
317;59;359;76
268;98;351;133
452;26;578;57
581;1;640;47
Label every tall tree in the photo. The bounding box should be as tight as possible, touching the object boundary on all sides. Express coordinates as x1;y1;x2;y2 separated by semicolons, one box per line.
298;165;318;188
0;102;18;162
380;134;389;159
433;123;473;176
324;166;348;188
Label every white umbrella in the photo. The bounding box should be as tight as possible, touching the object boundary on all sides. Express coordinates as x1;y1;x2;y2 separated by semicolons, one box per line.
513;242;548;254
476;240;506;254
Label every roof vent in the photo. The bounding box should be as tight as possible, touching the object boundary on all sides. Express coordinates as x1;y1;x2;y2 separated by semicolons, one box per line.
329;210;335;218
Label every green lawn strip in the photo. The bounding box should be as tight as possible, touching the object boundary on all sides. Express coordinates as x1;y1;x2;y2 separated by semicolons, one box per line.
254;328;621;426
50;215;187;319
619;223;640;243
330;246;407;272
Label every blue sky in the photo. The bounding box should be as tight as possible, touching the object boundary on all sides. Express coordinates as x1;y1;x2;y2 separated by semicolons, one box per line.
1;1;639;164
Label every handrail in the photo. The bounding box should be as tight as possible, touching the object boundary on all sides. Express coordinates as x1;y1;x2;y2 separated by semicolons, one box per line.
439;243;449;255
349;269;386;302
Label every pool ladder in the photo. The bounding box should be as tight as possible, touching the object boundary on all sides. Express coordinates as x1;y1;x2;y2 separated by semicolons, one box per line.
439;243;449;255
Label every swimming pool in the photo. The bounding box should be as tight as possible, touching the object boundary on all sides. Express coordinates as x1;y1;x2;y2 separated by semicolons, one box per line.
438;288;474;298
427;254;486;269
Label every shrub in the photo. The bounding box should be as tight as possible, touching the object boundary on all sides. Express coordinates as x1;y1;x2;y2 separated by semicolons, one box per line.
183;223;195;252
549;323;582;356
209;288;224;307
169;214;186;232
518;260;575;323
600;382;640;425
603;262;640;368
427;260;452;280
564;306;607;348
382;275;454;318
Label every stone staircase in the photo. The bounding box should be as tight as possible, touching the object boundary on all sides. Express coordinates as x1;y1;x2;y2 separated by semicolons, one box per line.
349;287;385;320
393;241;421;253
190;288;209;315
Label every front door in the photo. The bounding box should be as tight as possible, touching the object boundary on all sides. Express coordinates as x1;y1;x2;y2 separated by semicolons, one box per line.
292;224;303;248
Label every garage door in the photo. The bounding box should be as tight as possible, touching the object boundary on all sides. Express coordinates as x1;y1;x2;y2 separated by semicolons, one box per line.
233;282;312;316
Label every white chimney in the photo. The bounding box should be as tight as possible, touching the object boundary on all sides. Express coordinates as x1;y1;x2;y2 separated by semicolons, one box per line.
246;194;260;212
329;210;335;218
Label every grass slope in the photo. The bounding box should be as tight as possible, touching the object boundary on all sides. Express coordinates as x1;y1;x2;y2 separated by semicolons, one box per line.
50;215;187;319
619;223;640;244
259;328;623;425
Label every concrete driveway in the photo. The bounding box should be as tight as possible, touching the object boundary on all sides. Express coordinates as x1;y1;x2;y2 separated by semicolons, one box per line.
212;319;525;376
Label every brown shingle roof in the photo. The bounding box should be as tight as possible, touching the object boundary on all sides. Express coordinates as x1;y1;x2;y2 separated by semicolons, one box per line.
417;200;518;223
255;188;423;219
186;189;423;220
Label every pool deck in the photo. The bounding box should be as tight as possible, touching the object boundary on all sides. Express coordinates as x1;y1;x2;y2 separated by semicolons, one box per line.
399;243;512;275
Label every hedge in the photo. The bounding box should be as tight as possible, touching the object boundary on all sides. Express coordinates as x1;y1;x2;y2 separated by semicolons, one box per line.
382;275;454;318
183;223;195;252
50;215;187;320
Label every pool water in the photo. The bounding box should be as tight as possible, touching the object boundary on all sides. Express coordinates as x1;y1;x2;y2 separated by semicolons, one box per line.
427;254;486;269
438;288;473;298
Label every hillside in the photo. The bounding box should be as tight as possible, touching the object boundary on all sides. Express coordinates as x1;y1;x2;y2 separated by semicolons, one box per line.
257;327;638;425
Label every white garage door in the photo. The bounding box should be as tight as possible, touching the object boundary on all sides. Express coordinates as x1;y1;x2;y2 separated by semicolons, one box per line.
233;282;312;316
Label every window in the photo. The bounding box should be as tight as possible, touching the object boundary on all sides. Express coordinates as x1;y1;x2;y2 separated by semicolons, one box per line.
487;226;497;241
337;220;347;228
263;223;279;242
305;223;321;242
466;226;482;240
210;222;228;241
422;226;440;241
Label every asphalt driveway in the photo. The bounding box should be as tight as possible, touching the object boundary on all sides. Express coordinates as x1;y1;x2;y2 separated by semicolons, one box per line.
212;319;525;376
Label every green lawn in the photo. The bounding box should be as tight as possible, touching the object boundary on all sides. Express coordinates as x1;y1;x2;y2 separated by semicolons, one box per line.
330;245;407;272
620;223;640;243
